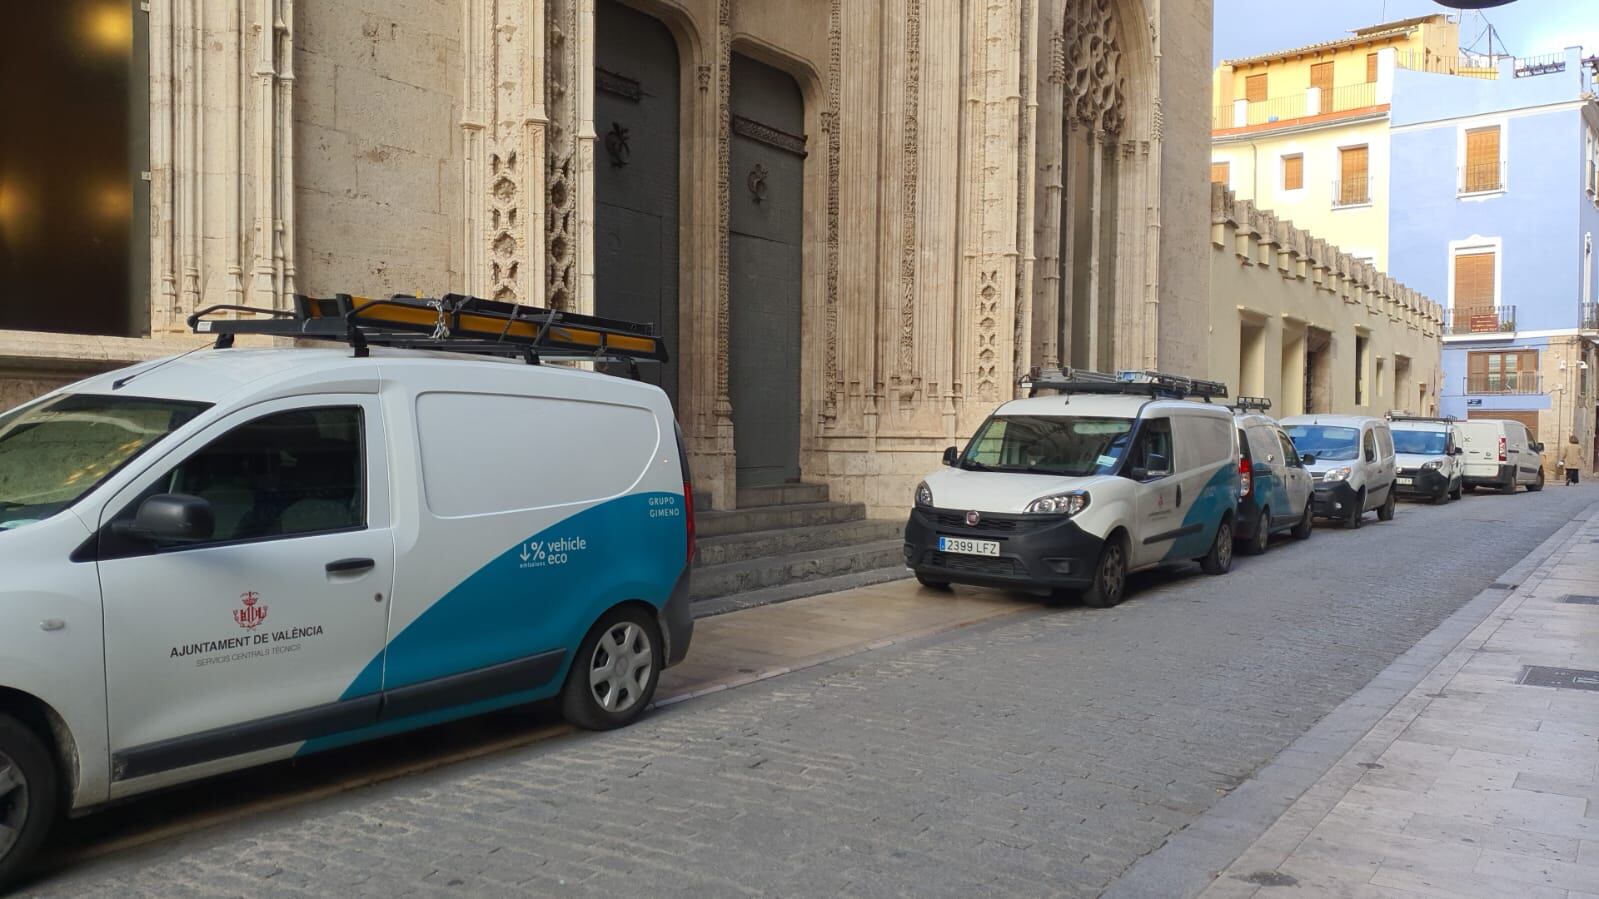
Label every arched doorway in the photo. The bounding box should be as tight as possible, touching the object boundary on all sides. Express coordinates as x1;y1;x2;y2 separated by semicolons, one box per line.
593;0;680;405
729;54;805;487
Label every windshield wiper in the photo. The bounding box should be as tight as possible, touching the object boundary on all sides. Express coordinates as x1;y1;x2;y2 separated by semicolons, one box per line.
959;459;993;471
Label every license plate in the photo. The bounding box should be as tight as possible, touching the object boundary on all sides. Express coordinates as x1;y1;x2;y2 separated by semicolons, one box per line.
1396;477;1413;486
938;536;1000;557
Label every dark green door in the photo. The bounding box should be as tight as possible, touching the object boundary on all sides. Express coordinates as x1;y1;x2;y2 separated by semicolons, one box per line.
729;55;804;486
594;0;679;406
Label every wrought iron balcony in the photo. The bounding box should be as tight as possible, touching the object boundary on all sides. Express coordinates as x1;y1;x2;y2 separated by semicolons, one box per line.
1582;303;1599;331
1445;305;1516;335
1464;373;1542;395
1332;175;1371;208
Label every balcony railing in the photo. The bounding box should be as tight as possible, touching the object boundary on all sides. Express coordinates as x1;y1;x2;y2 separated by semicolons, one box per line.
1464;373;1542;395
1213;82;1381;131
1325;81;1378;114
1445;304;1516;335
1459;160;1506;195
1332;176;1371;208
1582;303;1599;331
1394;50;1501;80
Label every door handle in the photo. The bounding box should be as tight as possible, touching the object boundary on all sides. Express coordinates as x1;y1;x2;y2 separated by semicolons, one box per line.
1175;485;1183;507
326;557;375;575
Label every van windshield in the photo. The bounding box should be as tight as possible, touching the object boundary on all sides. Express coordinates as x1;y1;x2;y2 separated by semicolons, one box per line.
1392;429;1448;456
0;394;208;531
1284;425;1360;461
962;415;1134;476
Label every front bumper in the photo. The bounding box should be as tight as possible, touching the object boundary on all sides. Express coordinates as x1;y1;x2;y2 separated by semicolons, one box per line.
904;507;1106;593
1463;463;1515;488
1311;480;1360;518
1394;468;1448;498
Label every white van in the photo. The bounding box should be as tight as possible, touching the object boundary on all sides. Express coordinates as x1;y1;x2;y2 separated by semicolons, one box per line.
1388;415;1466;504
1231;399;1315;554
1280;414;1398;528
905;369;1239;608
0;295;695;885
1458;418;1545;494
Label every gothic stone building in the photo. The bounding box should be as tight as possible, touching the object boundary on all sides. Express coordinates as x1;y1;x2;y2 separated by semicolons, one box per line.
0;0;1212;514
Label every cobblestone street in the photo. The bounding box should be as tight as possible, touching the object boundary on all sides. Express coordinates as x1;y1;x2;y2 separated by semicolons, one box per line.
19;487;1598;898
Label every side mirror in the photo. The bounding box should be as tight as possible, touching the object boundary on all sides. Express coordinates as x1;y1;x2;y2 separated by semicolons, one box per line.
1144;452;1171;478
1452;447;1465;456
1531;442;1544;453
120;494;215;543
942;446;960;467
1301;453;1317;466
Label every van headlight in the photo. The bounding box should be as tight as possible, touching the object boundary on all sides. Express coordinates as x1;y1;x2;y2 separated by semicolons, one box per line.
1321;466;1353;483
915;481;934;508
1421;460;1443;471
1025;490;1090;516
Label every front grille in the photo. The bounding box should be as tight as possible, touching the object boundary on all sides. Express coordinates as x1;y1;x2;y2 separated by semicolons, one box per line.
1398;468;1419;477
930;510;1056;535
929;552;1024;576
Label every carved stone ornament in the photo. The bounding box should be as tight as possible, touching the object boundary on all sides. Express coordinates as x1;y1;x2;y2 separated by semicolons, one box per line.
604;122;631;168
1061;0;1127;136
747;163;769;203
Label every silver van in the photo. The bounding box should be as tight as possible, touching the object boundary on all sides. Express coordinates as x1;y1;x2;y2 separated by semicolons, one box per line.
1279;414;1398;528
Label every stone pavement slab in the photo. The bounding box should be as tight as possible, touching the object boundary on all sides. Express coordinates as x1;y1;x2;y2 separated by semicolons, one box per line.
1198;506;1599;898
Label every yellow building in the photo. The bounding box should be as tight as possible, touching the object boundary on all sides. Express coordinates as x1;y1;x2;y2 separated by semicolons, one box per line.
1209;15;1464;269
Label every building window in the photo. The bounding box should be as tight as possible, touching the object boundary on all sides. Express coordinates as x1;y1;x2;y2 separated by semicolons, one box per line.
1462;126;1503;193
1468;350;1539;395
1336;145;1369;206
1211;161;1230;186
1282;154;1304;191
0;2;146;338
1366;52;1379;83
1453;250;1496;311
1245;73;1268;103
1309;61;1334;95
1355;334;1370;405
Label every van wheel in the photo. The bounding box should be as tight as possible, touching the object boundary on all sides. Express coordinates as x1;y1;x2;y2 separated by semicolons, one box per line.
1449;479;1463;501
1378;488;1397;521
1199;517;1234;575
1291;501;1314;540
561;608;662;731
1240;508;1270;555
1528;471;1545;493
0;714;57;891
1343;491;1365;529
915;574;952;591
1080;539;1128;608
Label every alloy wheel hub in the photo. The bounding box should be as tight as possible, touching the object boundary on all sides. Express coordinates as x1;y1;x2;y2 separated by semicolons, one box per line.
0;755;27;861
589;623;654;714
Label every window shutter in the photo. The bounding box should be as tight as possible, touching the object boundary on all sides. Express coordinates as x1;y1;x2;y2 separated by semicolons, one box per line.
1338;145;1369;204
1464;126;1501;192
1310;62;1334;96
1366;53;1378;83
1211;161;1230;185
1245;73;1267;103
1453;252;1496;310
1282;154;1303;190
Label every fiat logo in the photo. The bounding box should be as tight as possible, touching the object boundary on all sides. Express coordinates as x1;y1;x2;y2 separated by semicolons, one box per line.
965;510;981;526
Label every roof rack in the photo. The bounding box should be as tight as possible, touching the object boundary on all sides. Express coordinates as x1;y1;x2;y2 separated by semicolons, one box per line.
187;294;669;371
1386;412;1457;423
1020;367;1230;401
1231;396;1273;413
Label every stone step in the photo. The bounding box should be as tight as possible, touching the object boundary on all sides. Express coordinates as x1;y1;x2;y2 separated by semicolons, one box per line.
734;482;831;508
689;539;908;602
691;566;913;618
696;501;866;538
695;519;906;567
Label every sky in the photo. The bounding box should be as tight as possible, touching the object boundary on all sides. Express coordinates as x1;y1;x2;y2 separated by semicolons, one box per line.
1213;0;1599;66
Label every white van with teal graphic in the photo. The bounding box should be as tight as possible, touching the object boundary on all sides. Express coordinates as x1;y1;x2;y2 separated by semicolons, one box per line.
905;370;1239;609
0;295;694;886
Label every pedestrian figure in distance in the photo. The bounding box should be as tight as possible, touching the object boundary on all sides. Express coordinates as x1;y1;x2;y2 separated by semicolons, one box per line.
1561;435;1582;485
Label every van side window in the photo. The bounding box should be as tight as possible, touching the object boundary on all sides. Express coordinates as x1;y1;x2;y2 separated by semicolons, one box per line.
1276;430;1302;467
1363;429;1377;463
1376;427;1394;458
156;407;365;543
1127;418;1173;478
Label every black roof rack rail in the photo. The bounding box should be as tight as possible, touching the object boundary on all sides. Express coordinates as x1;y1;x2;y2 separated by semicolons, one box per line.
1386;412;1457;423
1019;366;1230;402
1230;396;1272;413
186;294;669;371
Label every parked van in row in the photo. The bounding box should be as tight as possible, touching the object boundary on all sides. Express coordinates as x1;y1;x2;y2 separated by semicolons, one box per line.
905;369;1239;609
0;295;694;886
1280;414;1397;528
1388;415;1465;504
1231;398;1314;554
1459;418;1545;494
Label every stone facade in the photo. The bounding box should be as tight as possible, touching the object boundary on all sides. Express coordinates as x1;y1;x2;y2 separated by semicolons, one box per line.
2;0;1215;518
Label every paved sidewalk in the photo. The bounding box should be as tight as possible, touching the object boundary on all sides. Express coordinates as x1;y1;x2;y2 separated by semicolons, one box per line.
1200;509;1599;898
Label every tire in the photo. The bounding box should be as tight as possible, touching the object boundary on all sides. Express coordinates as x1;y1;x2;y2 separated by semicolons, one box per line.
1079;537;1128;608
1378;486;1397;522
915;574;952;590
1290;501;1314;540
1343;491;1365;529
1449;479;1462;501
560;607;662;731
1199;517;1234;575
0;713;58;891
1432;485;1449;505
1528;471;1545;493
1240;508;1270;555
